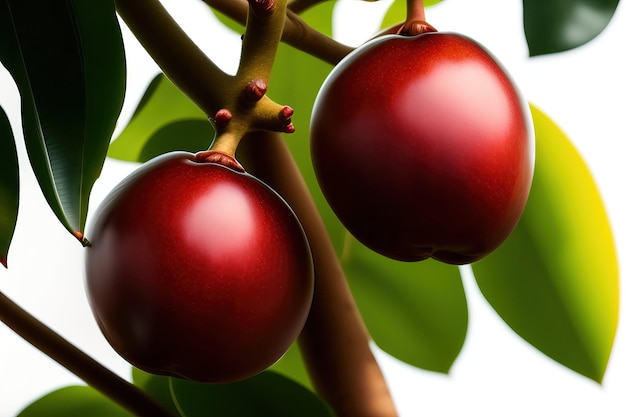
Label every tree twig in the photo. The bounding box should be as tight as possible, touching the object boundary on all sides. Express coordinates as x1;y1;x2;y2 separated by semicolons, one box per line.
114;0;230;117
287;0;325;14
116;0;295;153
202;0;352;65
0;291;176;417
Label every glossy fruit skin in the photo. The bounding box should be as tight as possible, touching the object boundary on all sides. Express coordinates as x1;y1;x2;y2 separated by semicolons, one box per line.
310;32;534;264
85;151;313;383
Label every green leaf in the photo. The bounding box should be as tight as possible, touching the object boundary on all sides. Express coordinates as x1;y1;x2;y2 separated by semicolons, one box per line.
523;0;620;56
269;43;345;252
109;74;213;162
0;106;19;268
341;235;467;373
210;7;245;35
269;342;312;390
0;0;126;240
170;371;334;417
380;0;444;31
472;104;619;383
302;1;336;38
17;385;133;417
132;368;181;415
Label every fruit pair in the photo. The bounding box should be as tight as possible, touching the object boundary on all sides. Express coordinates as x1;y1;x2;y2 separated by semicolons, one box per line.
85;29;534;384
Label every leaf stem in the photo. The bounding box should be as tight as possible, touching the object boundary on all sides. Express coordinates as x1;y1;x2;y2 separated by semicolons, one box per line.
0;291;176;417
238;132;399;417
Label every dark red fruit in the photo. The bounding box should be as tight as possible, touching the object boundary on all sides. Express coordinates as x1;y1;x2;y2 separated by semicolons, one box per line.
85;151;313;383
310;32;534;264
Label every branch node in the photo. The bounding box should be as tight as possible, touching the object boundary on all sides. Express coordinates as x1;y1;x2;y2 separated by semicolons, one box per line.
249;0;276;18
280;105;294;120
245;79;268;102
279;106;295;133
214;108;233;126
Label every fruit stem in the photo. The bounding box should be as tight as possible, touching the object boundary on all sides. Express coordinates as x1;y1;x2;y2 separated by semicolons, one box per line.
0;291;176;417
238;132;399;417
408;0;426;21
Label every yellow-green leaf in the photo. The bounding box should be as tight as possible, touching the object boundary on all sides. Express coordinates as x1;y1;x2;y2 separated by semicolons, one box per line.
109;74;213;162
17;386;133;417
342;235;467;373
472;104;619;383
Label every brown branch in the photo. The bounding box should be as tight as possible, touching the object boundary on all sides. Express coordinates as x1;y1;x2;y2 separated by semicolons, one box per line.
117;0;294;154
238;132;399;417
117;2;397;415
0;291;176;417
287;0;324;14
115;0;231;118
203;0;352;65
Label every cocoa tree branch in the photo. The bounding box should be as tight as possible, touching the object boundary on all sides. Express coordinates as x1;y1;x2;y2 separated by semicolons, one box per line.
287;0;380;14
115;0;232;117
287;0;324;14
202;0;352;65
238;132;399;417
0;291;176;417
283;9;352;65
116;0;294;156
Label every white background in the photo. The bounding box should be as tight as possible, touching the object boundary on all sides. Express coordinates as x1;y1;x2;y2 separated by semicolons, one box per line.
1;0;625;415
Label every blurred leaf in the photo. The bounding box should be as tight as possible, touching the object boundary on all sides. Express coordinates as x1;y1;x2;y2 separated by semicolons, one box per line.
17;385;133;417
210;7;245;34
472;104;619;383
342;235;467;373
109;74;213;162
132;368;180;415
380;0;444;31
302;0;336;38
0;106;19;268
523;0;619;55
0;0;125;240
269;342;312;390
170;371;334;417
270;44;345;251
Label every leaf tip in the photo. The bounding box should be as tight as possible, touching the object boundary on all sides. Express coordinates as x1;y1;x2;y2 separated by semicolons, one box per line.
73;231;91;247
1;257;7;269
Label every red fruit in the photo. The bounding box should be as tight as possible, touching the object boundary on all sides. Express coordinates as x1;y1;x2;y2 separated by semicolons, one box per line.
85;151;313;383
310;32;534;264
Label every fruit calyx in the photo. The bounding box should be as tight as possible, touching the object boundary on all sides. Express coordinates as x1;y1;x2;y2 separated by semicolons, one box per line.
194;150;245;172
397;20;437;36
